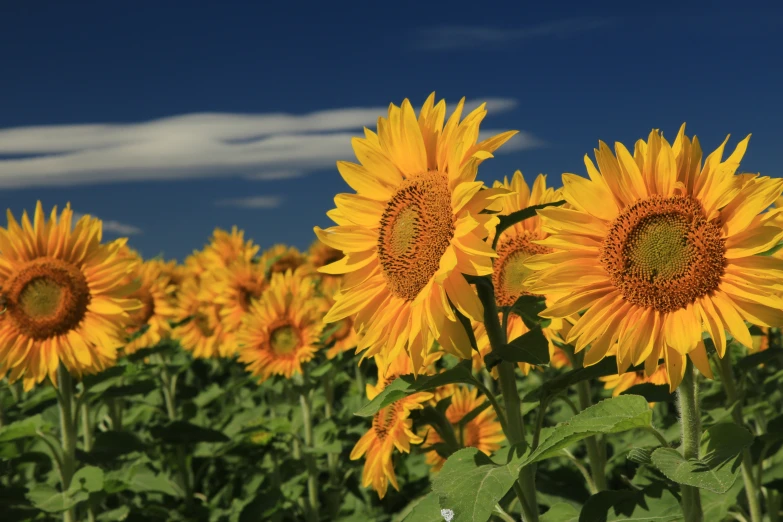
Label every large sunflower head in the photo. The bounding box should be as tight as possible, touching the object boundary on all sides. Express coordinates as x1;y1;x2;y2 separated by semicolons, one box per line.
123;258;178;355
526;125;783;391
208;258;268;357
200;226;259;271
318;282;360;360
350;352;434;499
0;203;141;390
172;276;224;359
315;93;518;374
422;385;505;473
261;244;307;279
236;269;324;382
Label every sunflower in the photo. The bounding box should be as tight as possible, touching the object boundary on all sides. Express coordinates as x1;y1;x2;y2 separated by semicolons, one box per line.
236;268;324;382
208;258;268;357
261;244;307;278
0;203;140;390
751;326;770;354
123;259;178;355
320;287;360;360
600;363;669;397
172;277;224;359
350;352;435;499
315;93;517;373
526;125;783;391
422;385;505;473
199;226;259;271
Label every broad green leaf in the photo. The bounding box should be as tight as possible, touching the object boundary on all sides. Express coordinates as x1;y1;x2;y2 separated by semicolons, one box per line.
701;478;744;522
96;505;130;521
579;489;682;522
0;415;43;442
651;423;754;493
82;366;126;393
541;503;579;522
26;484;89;513
354;361;477;417
69;466;104;493
125;465;181;497
192;383;225;407
87;430;145;461
150;420;230;444
100;380;157;399
621;383;675;403
524;357;620;402
508;295;548;329
400;491;442;522
486;327;550;372
522;395;652;466
493;200;566;248
737;347;782;370
627;448;653;465
431;447;527;522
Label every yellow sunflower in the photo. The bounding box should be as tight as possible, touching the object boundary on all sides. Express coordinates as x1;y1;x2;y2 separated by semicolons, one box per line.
208;258;268;357
236;268;324;382
751;326;770;354
600;363;669;397
0;203;140;390
422;385;505;472
172;277;224;359
199;226;259;271
308;238;346;294
261;244;307;278
123;259;178;355
526;125;783;391
320;288;360;360
350;352;436;498
315;93;517;373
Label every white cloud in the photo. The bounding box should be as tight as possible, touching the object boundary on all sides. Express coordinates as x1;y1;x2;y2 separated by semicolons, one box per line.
0;97;536;189
71;211;142;235
413;17;615;50
214;196;283;209
479;129;546;151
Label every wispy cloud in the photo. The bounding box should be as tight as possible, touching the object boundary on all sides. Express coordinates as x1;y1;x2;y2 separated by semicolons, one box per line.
0;97;534;189
214;196;283;209
72;211;142;235
413;17;615;51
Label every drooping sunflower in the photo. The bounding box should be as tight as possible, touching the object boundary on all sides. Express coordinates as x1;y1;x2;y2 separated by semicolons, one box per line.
172;277;224;359
0;203;140;390
208;258;268;357
526;125;783;391
315;93;518;373
236;268;324;382
123;259;178;355
350;352;436;499
421;385;505;472
261;244;307;278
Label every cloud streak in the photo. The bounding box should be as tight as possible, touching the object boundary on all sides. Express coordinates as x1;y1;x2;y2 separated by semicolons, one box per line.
0;97;536;189
72;212;142;235
413;17;615;50
214;196;283;209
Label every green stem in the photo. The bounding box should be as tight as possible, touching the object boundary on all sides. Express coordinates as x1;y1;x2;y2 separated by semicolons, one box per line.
322;371;340;518
575;379;608;491
81;400;97;522
477;282;538;522
717;353;763;522
300;387;320;522
56;364;77;522
562;449;597;494
677;362;704;522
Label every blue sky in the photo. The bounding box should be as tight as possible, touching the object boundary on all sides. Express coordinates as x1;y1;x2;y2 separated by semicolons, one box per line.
1;3;781;261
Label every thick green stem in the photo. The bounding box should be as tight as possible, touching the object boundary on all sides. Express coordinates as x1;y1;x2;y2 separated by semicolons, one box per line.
718;354;763;522
677;362;704;522
57;364;77;522
156;357;193;509
477;282;538;522
575;379;608;491
300;389;320;522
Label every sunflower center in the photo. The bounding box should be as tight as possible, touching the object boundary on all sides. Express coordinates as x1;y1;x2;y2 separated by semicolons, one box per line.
600;195;725;313
269;255;303;277
493;233;551;307
238;282;264;311
4;258;91;340
372;402;401;441
194;313;213;337
377;171;455;301
128;288;155;326
270;325;300;355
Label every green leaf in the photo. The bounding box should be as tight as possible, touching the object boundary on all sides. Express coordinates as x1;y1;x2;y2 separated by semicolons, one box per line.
621;383;675;403
82;366;126;392
100;380;157;399
69;466;104;493
431;447;527;522
579;489;682;522
521;395;652;466
96;505;131;521
400;491;443;522
508;295;548;329
125;465;181;497
701;478;744;522
651;423;754;494
192;383;225;407
354;361;477;417
737;347;783;370
26;484;89;513
759;239;783;256
627;448;653;465
493;200;566;249
87;430;146;461
150;420;230;444
487;327;550;370
0;415;43;442
541;503;579;522
302;442;341;454
524;357;620;402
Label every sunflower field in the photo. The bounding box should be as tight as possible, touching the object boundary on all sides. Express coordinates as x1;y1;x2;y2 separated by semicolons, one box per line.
2;93;783;522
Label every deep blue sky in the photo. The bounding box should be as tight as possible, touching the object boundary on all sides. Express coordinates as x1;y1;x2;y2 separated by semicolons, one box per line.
1;3;781;261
